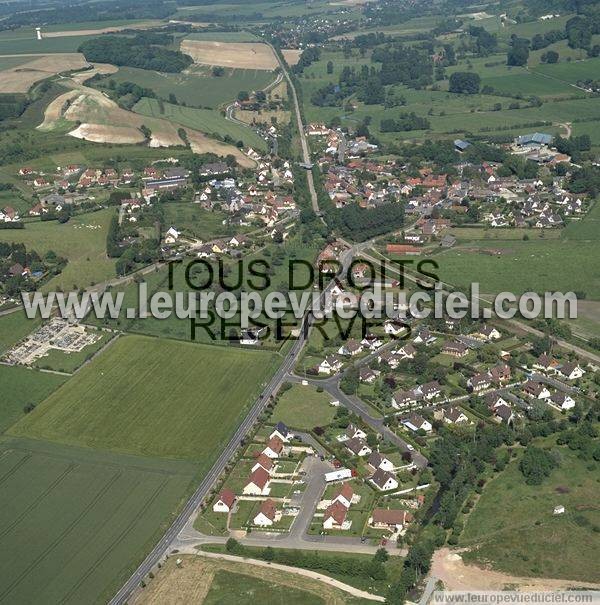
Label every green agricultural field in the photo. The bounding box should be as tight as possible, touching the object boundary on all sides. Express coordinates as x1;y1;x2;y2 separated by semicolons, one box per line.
183;31;260;42
106;65;275;108
204;570;324;605
0;208;116;291
0;365;66;433
274;384;336;430
0;34;95;54
133;97;267;151
10;335;279;461
460;445;600;582
0;435;195;605
0;310;39;354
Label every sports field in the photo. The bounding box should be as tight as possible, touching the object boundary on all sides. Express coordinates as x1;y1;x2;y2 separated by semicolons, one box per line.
10;335;279;460
0;207;116;291
106;65;275;108
133;97;268;151
0;436;195;605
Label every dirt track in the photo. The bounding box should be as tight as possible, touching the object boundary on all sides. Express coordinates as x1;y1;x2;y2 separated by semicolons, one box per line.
432;548;600;592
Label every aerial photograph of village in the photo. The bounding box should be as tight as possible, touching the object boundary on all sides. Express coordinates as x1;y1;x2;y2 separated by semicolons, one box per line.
0;0;599;603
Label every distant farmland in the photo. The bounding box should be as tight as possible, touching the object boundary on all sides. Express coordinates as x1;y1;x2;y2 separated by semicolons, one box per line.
0;436;195;605
10;335;279;460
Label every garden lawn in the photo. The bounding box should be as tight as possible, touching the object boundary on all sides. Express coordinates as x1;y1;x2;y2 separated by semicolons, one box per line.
9;334;280;461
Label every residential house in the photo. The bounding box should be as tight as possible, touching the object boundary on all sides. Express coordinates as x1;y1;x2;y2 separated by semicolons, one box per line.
262;436;285;459
343;424;367;441
443;407;469;424
338;339;363;357
471;325;501;341
318;355;343;375
270;422;292;443
323;501;349;530
359;367;379;384
490;363;511;385
493;403;514;424
370;469;399;492
392;389;418;410
164;227;180;244
468;372;492;393
442;341;468;358
252;453;274;475
395;343;416;359
558;362;585;380
345;437;372;457
243;467;271;495
523;380;551;399
367;452;395;473
332;483;354;508
419;381;442;400
253;499;279;527
550;391;576;410
402;413;432;433
533;353;559;373
369;509;413;531
486;392;510;410
213;489;236;513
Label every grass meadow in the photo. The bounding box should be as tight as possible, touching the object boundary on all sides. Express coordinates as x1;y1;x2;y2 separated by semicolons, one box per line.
0;310;40;354
0;365;66;433
106;65;275;108
204;569;324;605
162;202;243;241
274;384;336;430
0;208;116;291
460;445;600;582
9;334;279;460
0;435;195;605
434;239;600;298
133;97;267;151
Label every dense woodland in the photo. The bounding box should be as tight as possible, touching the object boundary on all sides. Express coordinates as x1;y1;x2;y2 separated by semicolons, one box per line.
79;34;192;73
